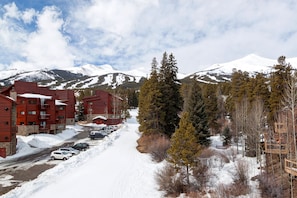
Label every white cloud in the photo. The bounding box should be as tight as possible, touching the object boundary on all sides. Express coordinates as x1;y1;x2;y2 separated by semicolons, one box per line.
3;2;20;19
22;8;36;24
1;0;297;73
20;6;74;70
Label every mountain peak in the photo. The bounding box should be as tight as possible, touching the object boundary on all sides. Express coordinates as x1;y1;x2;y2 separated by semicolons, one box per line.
202;54;277;75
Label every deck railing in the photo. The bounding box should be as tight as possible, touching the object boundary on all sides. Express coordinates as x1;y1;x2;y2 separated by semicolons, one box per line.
285;159;297;176
264;142;288;154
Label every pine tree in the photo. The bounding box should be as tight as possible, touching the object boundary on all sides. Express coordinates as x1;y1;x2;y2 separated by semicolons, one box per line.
269;56;292;123
127;89;138;108
167;112;202;185
222;126;232;146
138;58;163;134
252;73;270;110
202;83;220;134
158;52;183;137
186;80;210;146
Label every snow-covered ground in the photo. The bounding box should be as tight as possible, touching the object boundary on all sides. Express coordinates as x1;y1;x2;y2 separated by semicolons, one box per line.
1;109;262;198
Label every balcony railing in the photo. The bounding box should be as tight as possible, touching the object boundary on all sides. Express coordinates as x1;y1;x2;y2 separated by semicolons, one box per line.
285;159;297;176
40;104;50;109
39;114;50;119
264;142;288;154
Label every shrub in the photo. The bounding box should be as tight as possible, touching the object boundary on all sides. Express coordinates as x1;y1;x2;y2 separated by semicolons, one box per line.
155;164;185;196
215;184;231;198
147;135;170;162
225;147;237;162
257;173;284;198
233;159;249;185
192;163;209;191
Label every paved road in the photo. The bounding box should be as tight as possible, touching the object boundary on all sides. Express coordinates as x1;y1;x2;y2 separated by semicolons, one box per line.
0;127;91;195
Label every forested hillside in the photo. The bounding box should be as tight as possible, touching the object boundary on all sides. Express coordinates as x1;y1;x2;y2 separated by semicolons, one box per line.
137;53;297;197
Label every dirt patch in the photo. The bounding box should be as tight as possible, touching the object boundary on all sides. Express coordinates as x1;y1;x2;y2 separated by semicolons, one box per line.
0;164;55;196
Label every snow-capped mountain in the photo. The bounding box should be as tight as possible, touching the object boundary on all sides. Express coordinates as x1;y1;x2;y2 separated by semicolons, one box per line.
0;65;146;89
0;54;296;89
187;54;297;83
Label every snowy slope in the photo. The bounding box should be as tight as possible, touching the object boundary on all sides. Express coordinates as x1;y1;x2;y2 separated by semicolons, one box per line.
1;110;165;198
198;54;297;75
1;109;263;198
64;64;147;79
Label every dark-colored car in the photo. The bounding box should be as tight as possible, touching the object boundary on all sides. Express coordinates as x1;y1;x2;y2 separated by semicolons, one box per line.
72;143;90;151
89;131;105;140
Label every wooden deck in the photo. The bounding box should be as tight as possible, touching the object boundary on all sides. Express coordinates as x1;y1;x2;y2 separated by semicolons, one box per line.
285;159;297;176
264;142;288;154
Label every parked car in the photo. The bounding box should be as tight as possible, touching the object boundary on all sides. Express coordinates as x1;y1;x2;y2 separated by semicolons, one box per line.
58;147;80;155
89;131;105;140
50;150;72;160
72;143;90;151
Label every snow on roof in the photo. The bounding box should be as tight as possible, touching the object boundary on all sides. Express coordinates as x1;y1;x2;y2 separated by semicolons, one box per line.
92;115;107;120
6;96;15;101
18;93;52;100
55;100;67;106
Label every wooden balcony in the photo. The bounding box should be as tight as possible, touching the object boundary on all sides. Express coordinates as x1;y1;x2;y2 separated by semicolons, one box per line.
39;114;50;120
274;122;288;133
40;104;50;110
264;142;288;154
285;159;297;176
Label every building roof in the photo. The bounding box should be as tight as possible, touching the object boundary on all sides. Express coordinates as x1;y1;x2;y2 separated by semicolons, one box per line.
0;94;15;102
18;93;52;99
92;115;107;120
55;100;67;106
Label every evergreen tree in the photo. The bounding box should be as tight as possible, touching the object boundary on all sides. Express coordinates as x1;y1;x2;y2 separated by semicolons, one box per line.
138;58;163;134
158;52;183;137
226;70;249;114
186;80;210;146
252;73;270;110
167;112;202;185
202;83;220;134
269;56;292;123
127;89;138;108
222;126;232;146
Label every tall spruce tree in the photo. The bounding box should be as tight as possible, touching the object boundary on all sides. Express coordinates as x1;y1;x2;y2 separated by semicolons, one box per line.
158;52;183;137
269;56;292;123
202;83;220;134
167;112;202;185
138;58;163;134
186;80;210;146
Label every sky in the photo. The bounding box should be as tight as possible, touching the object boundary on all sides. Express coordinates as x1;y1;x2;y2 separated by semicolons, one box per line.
1;109;261;198
0;0;297;74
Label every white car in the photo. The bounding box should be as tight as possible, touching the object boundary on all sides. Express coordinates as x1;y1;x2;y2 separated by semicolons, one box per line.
50;151;72;160
58;147;80;155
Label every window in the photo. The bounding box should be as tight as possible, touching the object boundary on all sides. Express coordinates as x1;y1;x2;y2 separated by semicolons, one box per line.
28;111;36;115
28;122;36;125
4;107;9;111
20;111;25;115
29;100;37;104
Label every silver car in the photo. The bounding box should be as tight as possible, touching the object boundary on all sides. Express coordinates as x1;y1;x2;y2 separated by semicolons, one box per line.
58;147;80;155
50;151;72;160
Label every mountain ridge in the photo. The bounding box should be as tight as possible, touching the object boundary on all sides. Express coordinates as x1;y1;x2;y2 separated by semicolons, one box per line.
0;54;296;89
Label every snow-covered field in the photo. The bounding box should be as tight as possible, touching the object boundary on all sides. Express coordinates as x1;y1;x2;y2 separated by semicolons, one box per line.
0;109;262;198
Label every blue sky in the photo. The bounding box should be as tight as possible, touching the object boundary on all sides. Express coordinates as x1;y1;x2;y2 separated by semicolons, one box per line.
0;0;297;74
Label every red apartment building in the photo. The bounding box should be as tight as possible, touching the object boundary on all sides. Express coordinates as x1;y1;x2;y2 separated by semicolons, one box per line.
0;81;76;136
55;90;76;125
0;94;17;157
82;90;123;125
